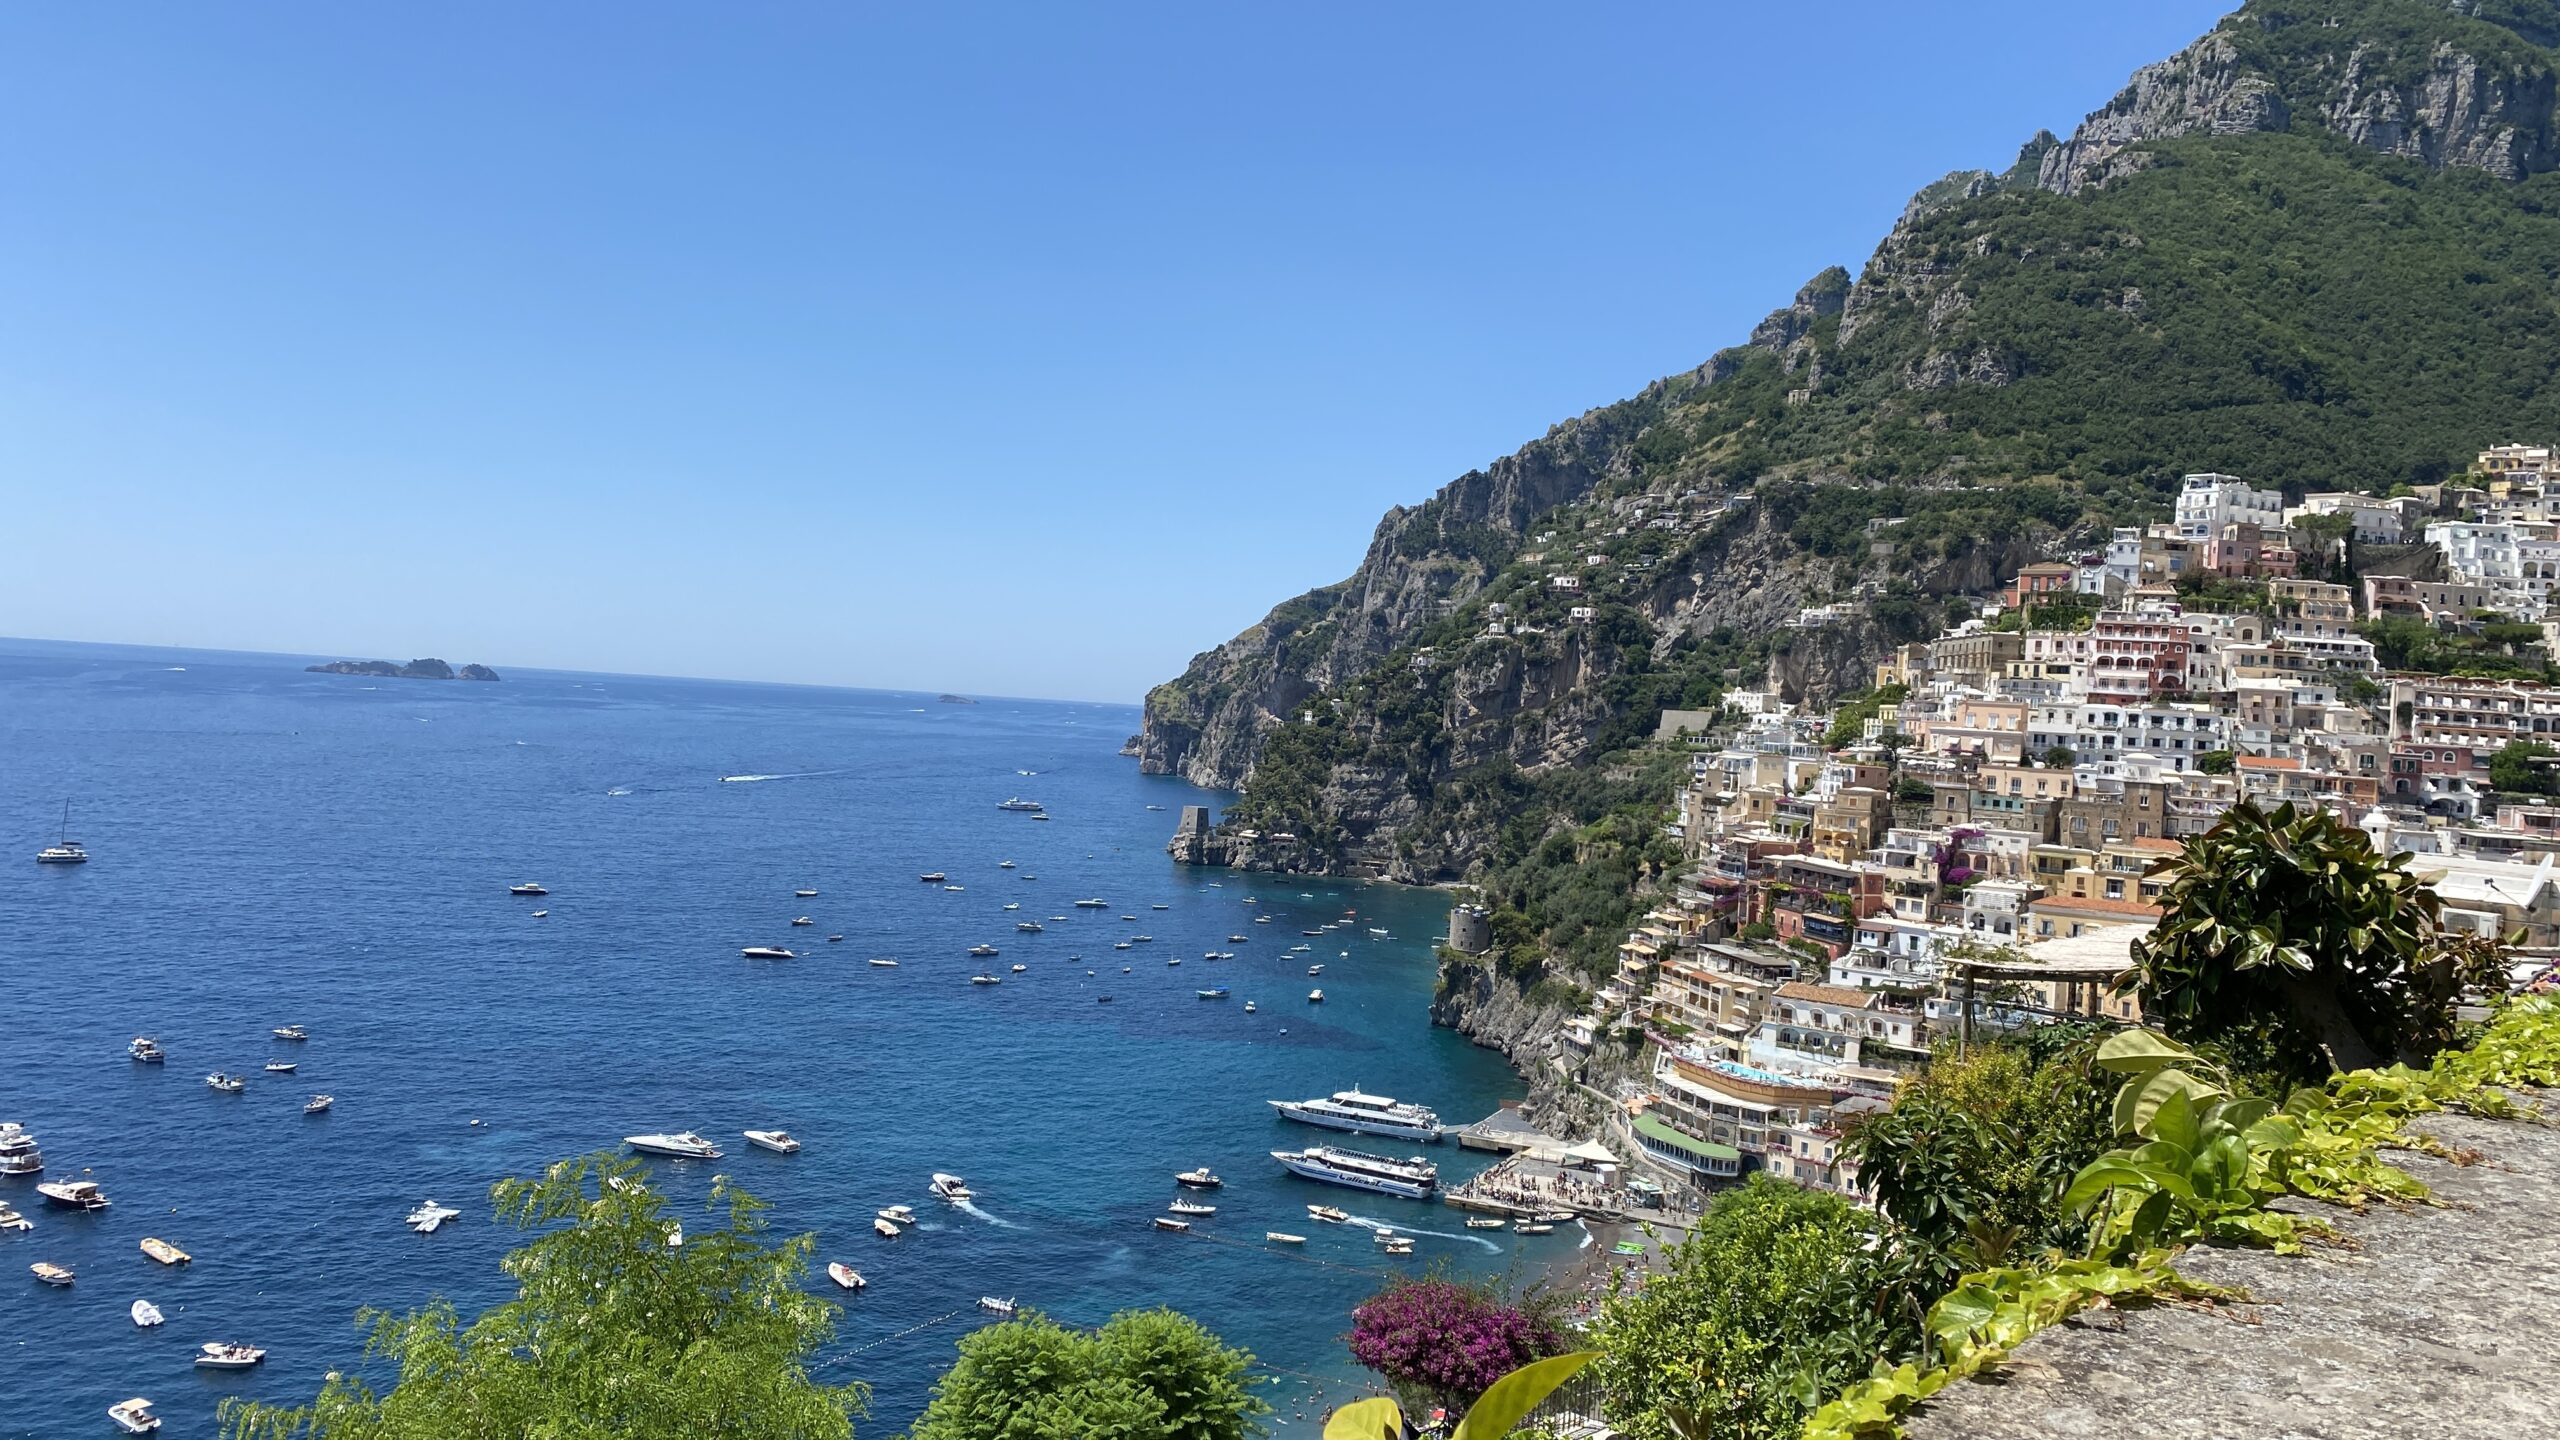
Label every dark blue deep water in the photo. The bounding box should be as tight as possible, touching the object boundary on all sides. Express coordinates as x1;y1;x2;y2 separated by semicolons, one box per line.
0;638;1555;1437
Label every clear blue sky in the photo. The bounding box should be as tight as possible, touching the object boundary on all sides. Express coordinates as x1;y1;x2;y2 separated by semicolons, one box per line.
0;3;2233;702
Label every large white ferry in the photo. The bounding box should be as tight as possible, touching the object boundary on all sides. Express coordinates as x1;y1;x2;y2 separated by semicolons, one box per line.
1269;1145;1439;1200
1267;1087;1444;1143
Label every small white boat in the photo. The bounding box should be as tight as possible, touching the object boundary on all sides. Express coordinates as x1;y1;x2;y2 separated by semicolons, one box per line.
36;1180;109;1211
1307;1205;1351;1224
791;916;815;927
944;884;966;892
1243;1001;1258;1013
107;1398;160;1434
970;974;1001;985
827;934;843;942
869;958;900;967
968;944;1000;957
264;1061;297;1073
1307;964;1325;975
827;1262;865;1290
1174;1168;1222;1189
139;1237;190;1266
979;1296;1018;1314
741;946;796;960
1537;1209;1578;1223
509;883;548;896
1514;1221;1554;1235
1307;989;1325;1003
998;860;1016;869
0;1202;29;1232
930;1173;972;1202
796;888;819;897
195;1342;268;1370
626;1132;724;1160
305;1094;334;1114
744;1130;802;1155
128;1037;166;1063
1152;903;1170;910
407;1201;460;1234
531;909;549;917
877;1204;916;1225
1265;1231;1305;1244
666;1223;684;1247
130;1300;164;1328
1464;1217;1508;1229
873;1217;900;1238
30;1261;73;1285
205;1072;245;1094
1153;1216;1191;1232
1167;1200;1216;1216
1010;963;1027;973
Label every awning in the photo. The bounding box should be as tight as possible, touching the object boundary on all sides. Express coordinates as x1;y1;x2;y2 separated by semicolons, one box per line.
1561;1139;1620;1164
1631;1114;1741;1162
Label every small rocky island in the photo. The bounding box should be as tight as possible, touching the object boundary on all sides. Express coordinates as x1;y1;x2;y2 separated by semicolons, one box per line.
937;693;978;705
306;658;500;681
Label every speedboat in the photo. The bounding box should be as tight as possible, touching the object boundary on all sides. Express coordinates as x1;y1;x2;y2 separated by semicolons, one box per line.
1515;1221;1555;1235
128;1037;165;1064
944;884;965;891
795;888;819;898
1464;1217;1508;1230
744;1130;802;1155
873;1217;900;1238
826;1262;865;1290
264;1061;297;1073
1306;1205;1352;1224
305;1094;334;1114
532;909;549;917
1369;928;1391;938
1074;898;1109;908
625;1131;724;1160
31;1261;74;1285
1175;1168;1222;1189
919;872;947;883
1113;941;1132;950
1010;964;1027;973
1029;813;1050;821
1266;1231;1306;1244
1167;1199;1215;1216
1308;989;1325;1003
272;1025;308;1042
929;1173;972;1202
1167;957;1182;967
970;973;1001;985
107;1398;159;1434
827;934;843;942
790;916;814;927
194;1342;267;1370
666;1223;684;1248
1229;934;1248;943
1195;986;1227;998
876;1204;916;1225
1153;1216;1191;1232
1382;1238;1416;1255
1016;921;1042;932
205;1073;245;1093
509;883;548;896
996;798;1044;812
978;1296;1017;1314
1151;903;1170;910
1307;964;1325;975
37;1180;109;1211
1002;902;1021;911
741;946;796;959
1243;1001;1257;1013
1537;1209;1579;1223
407;1201;460;1233
968;944;999;957
869;957;900;967
998;860;1016;869
131;1299;164;1327
0;1201;28;1231
139;1237;190;1266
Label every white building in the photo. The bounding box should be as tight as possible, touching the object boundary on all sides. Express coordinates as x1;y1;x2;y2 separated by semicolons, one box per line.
2026;701;2231;771
2176;473;2284;540
2285;493;2405;545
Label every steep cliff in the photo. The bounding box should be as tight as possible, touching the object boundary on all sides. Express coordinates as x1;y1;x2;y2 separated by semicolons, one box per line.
1139;0;2560;874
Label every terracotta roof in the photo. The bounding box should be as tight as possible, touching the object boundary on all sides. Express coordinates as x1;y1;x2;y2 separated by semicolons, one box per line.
2126;837;2183;854
2029;895;2164;918
1774;980;1877;1009
2235;756;2302;771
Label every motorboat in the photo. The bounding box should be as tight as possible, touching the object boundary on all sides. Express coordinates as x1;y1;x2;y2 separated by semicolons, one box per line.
1303;929;1323;937
1002;902;1021;911
1151;903;1170;910
1196;986;1228;998
1030;813;1050;821
1167;957;1182;967
139;1237;190;1266
1307;964;1325;975
827;1262;866;1290
666;1223;684;1248
741;946;796;960
1010;964;1027;973
1265;1231;1306;1244
1514;1221;1555;1235
532;909;549;917
919;872;947;883
1381;1238;1416;1255
944;884;965;892
1229;935;1249;943
1074;898;1109;908
996;798;1044;812
968;944;1000;957
407;1201;460;1234
128;1036;166;1064
1464;1216;1508;1230
998;860;1016;869
873;1217;900;1238
1306;1204;1352;1224
509;883;548;896
1243;1001;1257;1013
744;1130;802;1155
978;1296;1018;1314
970;973;1001;985
31;1261;74;1286
1370;928;1391;938
1016;921;1043;932
869;958;900;968
194;1342;268;1370
305;1094;334;1114
929;1173;972;1202
790;916;814;927
796;888;819;898
131;1300;164;1327
36;802;86;865
827;934;844;942
1113;942;1132;950
272;1025;308;1042
264;1061;297;1073
625;1132;724;1160
1537;1209;1579;1224
1153;1216;1191;1232
1268;1087;1443;1143
877;1204;916;1225
37;1180;109;1211
107;1398;159;1434
1167;1200;1216;1216
1308;989;1325;1003
0;1201;28;1232
205;1073;245;1094
1174;1168;1222;1189
1270;1146;1439;1200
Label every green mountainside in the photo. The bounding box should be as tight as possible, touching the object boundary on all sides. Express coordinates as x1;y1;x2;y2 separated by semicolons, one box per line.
1133;0;2560;956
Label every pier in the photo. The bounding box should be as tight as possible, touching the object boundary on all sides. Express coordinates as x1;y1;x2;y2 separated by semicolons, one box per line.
1451;1102;1561;1154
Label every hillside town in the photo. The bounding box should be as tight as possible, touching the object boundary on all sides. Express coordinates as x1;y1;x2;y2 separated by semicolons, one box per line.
1479;447;2560;1202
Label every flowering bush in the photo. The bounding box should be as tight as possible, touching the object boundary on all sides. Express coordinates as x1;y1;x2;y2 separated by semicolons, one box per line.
1347;1276;1564;1412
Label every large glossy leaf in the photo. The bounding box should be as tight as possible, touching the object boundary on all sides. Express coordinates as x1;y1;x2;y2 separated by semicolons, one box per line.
1325;1396;1406;1440
2146;1086;2201;1155
2095;1030;2194;1076
1453;1351;1600;1440
2116;1069;2221;1142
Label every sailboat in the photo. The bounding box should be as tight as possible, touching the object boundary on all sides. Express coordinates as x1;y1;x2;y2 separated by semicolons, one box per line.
35;800;86;865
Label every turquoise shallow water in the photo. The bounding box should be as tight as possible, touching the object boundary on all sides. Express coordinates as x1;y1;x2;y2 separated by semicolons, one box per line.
0;638;1559;1436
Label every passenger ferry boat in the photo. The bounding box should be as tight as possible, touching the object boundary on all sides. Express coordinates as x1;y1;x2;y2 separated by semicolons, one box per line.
1269;1145;1439;1200
1270;1087;1441;1143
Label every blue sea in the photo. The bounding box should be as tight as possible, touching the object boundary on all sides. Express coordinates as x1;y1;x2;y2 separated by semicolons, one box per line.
0;638;1555;1437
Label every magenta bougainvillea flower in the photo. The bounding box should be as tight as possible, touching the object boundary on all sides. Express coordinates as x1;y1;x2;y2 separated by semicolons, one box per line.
1347;1277;1563;1408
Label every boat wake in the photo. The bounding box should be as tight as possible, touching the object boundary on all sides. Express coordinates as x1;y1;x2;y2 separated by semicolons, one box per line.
718;769;851;784
1346;1212;1500;1253
953;1200;1022;1230
605;787;634;797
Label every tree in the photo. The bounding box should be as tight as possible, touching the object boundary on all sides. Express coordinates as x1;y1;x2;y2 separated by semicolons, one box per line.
221;1153;867;1440
2195;748;2236;774
2040;745;2076;769
1346;1277;1564;1416
1586;1178;1919;1440
2489;739;2560;795
2121;801;2501;1081
911;1307;1267;1440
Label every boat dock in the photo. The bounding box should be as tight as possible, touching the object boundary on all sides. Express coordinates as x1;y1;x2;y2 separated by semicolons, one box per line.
1452;1102;1561;1154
